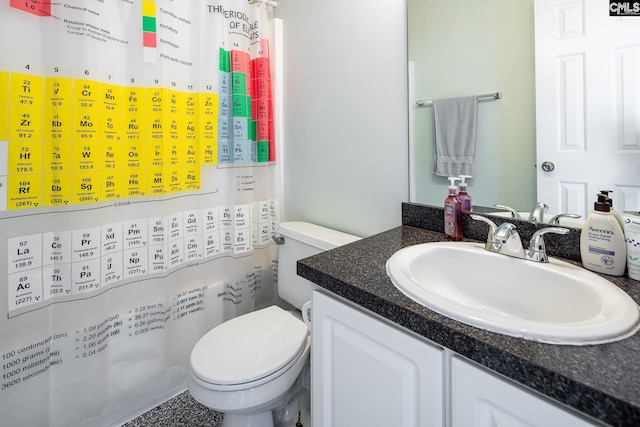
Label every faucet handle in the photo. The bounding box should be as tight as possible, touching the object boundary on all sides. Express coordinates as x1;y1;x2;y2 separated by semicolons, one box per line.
470;214;499;251
549;213;581;225
493;204;522;220
527;226;570;262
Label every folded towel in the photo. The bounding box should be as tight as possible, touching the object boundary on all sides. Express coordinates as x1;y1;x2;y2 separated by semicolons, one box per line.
432;95;478;177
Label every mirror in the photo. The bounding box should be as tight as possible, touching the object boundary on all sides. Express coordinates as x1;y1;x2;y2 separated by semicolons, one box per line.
408;0;580;226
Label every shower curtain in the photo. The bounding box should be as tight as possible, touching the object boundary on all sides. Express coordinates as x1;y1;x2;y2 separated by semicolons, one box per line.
0;1;280;425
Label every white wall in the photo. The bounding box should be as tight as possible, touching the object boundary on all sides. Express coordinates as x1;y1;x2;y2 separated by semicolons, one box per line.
274;0;409;238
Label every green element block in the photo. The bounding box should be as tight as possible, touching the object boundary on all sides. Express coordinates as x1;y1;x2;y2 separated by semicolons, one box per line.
233;94;248;117
249;120;256;141
142;16;156;32
232;72;247;95
219;48;230;73
257;141;269;162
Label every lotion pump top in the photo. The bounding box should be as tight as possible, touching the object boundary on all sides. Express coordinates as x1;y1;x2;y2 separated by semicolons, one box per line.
447;177;460;195
598;190;624;229
444;177;462;241
458;175;473;212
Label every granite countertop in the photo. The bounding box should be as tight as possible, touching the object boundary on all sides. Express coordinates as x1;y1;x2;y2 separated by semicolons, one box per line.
297;205;640;427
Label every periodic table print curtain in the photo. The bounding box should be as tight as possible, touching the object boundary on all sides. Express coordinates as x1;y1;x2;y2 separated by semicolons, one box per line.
0;1;280;425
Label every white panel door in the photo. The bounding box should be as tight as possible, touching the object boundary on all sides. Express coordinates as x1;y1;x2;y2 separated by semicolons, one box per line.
451;356;600;427
311;291;443;427
535;0;640;218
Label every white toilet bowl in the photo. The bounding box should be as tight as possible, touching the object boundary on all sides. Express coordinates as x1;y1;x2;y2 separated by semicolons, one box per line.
187;306;311;427
187;222;360;427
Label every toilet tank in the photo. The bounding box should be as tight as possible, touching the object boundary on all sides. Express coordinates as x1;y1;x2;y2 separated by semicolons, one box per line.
278;221;360;310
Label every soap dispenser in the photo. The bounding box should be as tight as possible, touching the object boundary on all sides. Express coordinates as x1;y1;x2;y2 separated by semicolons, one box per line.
457;175;473;212
580;194;626;276
444;177;462;241
598;190;624;229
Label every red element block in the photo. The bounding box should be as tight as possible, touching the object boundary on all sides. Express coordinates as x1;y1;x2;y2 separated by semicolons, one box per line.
256;98;270;121
256;119;270;141
231;50;250;73
11;0;50;16
253;58;270;79
255;78;271;100
246;64;253;98
269;133;276;162
143;32;157;47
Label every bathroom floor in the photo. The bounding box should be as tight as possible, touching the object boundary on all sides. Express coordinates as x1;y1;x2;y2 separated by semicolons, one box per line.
123;391;223;427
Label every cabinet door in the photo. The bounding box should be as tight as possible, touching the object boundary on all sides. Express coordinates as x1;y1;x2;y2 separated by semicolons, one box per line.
451;356;600;427
312;291;443;427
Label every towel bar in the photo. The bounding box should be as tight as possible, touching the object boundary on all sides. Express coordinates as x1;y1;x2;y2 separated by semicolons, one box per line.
416;91;502;107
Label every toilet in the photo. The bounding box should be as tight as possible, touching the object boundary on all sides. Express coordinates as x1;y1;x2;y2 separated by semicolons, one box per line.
187;221;360;427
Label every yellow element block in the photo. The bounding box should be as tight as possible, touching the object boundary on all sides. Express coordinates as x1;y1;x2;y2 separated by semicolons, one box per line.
102;171;123;201
44;77;72;109
8;140;43;174
7;174;43;210
124;138;147;169
72;140;100;173
146;87;163;113
74;79;99;110
183;166;200;191
72;109;98;143
0;106;8;141
10;106;43;141
124;114;143;140
164;167;183;194
10;73;43;109
148;140;163;169
125;87;146;114
184;140;198;167
124;169;147;198
102;140;123;171
101;110;123;142
166;89;181;115
165;89;183;141
44;140;71;174
148;167;165;196
72;172;100;204
0;71;9;103
183;92;198;122
43;172;71;206
100;82;123;114
142;0;156;17
164;138;181;169
145;113;163;146
44;108;72;142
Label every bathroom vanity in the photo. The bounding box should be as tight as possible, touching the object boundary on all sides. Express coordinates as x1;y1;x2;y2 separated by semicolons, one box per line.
298;203;640;427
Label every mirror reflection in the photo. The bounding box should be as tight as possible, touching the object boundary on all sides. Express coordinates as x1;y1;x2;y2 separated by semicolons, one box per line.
409;0;640;228
409;0;536;215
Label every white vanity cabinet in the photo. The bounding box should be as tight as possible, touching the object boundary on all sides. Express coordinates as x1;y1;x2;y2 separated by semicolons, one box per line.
451;356;601;427
311;290;444;427
312;291;603;427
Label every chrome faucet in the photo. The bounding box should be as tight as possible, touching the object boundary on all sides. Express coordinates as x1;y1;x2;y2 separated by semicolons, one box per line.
528;202;548;223
471;214;570;263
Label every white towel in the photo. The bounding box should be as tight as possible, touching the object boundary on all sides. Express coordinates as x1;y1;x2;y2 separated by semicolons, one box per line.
432;96;478;177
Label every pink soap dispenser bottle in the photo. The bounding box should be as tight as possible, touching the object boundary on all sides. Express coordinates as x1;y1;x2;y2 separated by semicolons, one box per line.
444;177;463;241
457;175;473;212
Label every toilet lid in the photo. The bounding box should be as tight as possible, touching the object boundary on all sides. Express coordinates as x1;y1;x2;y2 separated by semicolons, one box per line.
190;306;309;386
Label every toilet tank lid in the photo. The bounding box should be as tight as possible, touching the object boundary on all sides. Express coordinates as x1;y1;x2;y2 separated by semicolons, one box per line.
279;221;360;251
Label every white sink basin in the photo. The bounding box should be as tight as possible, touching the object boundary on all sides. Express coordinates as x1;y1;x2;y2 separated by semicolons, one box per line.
386;242;640;345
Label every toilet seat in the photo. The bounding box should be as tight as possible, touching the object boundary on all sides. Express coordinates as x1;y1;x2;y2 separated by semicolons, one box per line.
190;306;309;390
